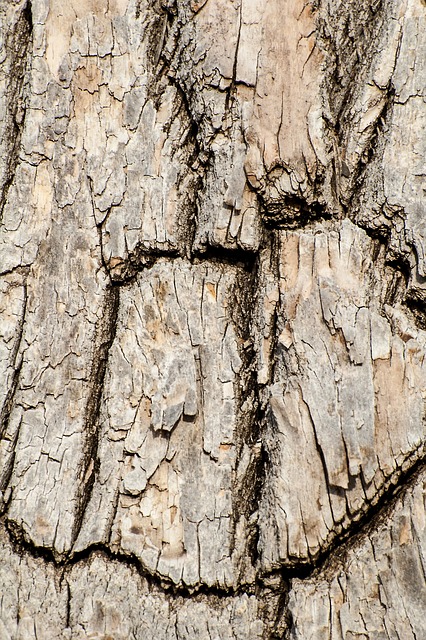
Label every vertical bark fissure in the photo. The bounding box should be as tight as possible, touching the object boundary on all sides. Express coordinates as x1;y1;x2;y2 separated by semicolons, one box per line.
150;2;204;258
0;0;32;223
229;254;262;571
346;86;396;215
71;285;120;548
0;279;27;439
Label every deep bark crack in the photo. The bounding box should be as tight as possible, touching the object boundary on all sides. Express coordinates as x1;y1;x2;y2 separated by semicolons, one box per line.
0;0;32;223
71;285;120;548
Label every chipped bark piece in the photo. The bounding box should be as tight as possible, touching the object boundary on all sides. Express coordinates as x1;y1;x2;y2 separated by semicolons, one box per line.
259;220;426;569
75;259;256;588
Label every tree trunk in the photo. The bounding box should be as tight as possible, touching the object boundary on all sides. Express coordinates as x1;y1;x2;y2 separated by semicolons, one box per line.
0;0;425;637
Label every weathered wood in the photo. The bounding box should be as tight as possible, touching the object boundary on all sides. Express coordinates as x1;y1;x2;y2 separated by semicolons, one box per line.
0;0;425;637
259;220;426;570
289;468;426;639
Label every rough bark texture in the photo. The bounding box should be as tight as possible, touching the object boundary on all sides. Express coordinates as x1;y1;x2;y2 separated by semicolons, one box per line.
0;0;425;637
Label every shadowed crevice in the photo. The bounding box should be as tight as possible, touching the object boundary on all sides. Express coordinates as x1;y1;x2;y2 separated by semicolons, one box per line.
0;0;32;223
270;443;426;582
0;280;28;441
70;285;120;548
0;278;29;507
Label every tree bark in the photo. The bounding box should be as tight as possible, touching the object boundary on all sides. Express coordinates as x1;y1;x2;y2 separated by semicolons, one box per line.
0;0;425;637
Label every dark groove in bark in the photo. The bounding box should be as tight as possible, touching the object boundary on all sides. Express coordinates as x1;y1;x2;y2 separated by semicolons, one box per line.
354;217;426;334
193;244;258;270
3;518;255;598
0;278;28;505
319;0;386;136
107;244;258;284
344;85;396;214
0;281;27;439
148;1;205;258
405;298;426;331
229;252;262;570
260;192;329;231
0;418;21;499
70;285;120;548
275;443;426;581
160;76;202;257
0;0;32;223
258;575;290;640
64;579;71;629
318;0;391;219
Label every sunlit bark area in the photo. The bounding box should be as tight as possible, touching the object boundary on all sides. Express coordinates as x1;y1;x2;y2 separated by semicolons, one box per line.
0;0;425;637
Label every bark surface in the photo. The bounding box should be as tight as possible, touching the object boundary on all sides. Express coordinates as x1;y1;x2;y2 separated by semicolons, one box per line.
0;0;425;638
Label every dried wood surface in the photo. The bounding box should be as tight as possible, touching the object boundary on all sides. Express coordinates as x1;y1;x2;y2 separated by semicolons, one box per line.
0;0;425;637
